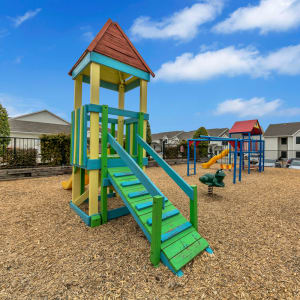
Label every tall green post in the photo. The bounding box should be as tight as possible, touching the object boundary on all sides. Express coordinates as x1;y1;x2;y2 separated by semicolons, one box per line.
190;185;198;232
137;112;144;168
101;105;108;224
150;195;163;266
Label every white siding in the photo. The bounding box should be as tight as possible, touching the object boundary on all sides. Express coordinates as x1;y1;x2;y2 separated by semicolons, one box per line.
264;137;278;159
293;130;300;158
14;111;69;125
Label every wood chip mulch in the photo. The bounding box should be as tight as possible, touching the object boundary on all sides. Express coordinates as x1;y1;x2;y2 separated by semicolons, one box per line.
0;165;299;299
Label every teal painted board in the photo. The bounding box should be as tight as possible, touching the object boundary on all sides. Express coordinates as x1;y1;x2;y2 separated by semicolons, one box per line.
82;74;119;91
121;180;140;187
135;201;172;218
90;52;150;81
125;78;140;92
147;209;180;226
161;222;192;243
128;190;149;199
135;198;168;211
114;172;134;177
72;52;91;79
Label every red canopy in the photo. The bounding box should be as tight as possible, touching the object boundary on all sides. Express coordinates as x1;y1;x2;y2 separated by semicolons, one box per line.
229;120;263;135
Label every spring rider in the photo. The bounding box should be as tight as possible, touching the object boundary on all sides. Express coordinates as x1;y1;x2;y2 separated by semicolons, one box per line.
199;169;226;195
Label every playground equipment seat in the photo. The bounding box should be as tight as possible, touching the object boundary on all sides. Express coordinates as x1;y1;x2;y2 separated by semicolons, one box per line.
199;169;226;188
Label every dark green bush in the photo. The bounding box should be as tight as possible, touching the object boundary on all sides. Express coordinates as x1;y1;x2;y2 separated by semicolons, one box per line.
5;148;37;168
40;134;70;166
164;145;179;159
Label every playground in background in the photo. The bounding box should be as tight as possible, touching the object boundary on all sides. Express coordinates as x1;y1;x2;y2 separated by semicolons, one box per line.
67;19;212;276
187;120;265;184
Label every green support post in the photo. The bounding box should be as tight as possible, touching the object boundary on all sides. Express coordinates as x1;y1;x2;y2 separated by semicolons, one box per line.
80;168;85;194
101;105;108;224
190;185;198;232
137;112;144;168
150;195;163;266
110;123;116;154
126;124;130;153
133;122;137;156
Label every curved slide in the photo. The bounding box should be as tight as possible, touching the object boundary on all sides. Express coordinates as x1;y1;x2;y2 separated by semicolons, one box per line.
202;149;229;169
62;173;89;190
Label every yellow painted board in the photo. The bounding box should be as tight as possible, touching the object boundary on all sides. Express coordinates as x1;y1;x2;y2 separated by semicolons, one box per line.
89;62;100;215
117;84;125;145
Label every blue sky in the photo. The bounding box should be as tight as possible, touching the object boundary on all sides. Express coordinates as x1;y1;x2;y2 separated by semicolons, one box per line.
1;0;300;133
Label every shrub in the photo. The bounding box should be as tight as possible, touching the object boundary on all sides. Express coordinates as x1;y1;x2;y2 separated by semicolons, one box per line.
40;134;70;166
5;148;37;168
164;145;178;159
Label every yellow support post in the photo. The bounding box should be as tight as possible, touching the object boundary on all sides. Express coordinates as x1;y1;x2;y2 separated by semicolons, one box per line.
89;62;100;216
72;75;82;203
140;80;147;169
117;84;125;146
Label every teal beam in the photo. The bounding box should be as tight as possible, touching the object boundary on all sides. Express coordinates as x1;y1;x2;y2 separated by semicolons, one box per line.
90;52;150;81
125;78;140;93
72;52;91;79
82;74;119;92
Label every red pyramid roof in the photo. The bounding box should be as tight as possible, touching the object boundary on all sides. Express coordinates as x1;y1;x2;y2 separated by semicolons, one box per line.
69;19;154;77
229;120;263;135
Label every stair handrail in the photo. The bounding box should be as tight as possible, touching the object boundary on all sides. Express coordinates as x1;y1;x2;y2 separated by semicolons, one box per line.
136;135;194;200
107;133;166;200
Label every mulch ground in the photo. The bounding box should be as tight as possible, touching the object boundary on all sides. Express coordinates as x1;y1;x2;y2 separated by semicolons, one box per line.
0;164;299;299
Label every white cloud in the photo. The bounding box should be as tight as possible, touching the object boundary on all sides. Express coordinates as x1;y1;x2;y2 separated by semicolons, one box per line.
155;44;300;81
130;0;224;41
0;29;9;38
215;97;300;117
215;98;281;117
214;0;300;34
10;8;42;28
0;93;62;119
81;31;94;42
13;56;23;64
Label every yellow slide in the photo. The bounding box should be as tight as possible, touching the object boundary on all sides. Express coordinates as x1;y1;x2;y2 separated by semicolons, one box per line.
61;173;89;190
202;149;230;169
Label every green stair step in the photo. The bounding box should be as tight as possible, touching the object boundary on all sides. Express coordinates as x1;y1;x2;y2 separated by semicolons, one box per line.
135;201;172;217
162;231;203;259
169;238;209;272
160;214;188;235
135;198;168;211
161;222;192;243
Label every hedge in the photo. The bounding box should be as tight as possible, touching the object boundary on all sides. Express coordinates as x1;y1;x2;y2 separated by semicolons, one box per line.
5;148;37;168
40;134;70;166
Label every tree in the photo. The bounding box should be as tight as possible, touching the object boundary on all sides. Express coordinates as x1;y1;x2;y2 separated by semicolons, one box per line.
146;121;152;145
0;104;10;154
193;126;208;158
0;104;10;137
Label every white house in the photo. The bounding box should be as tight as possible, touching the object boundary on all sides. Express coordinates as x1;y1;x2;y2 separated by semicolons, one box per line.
8;110;70;139
264;122;300;160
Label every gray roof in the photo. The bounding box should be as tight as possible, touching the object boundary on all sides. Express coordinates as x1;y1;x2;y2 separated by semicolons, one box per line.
9;119;71;135
177;130;195;141
206;128;229;137
264;122;300;137
152;131;183;140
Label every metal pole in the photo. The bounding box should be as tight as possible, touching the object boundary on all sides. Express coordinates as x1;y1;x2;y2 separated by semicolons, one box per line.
194;141;196;175
233;140;237;184
239;139;242;182
248;133;251;174
187;140;190;176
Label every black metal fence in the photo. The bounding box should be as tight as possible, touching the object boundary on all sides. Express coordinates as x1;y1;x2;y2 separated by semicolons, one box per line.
0;137;70;169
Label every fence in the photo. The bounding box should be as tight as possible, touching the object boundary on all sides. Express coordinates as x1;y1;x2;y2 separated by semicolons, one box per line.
0;137;70;169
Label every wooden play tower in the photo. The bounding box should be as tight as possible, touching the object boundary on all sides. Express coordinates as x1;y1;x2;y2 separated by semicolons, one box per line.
68;19;211;276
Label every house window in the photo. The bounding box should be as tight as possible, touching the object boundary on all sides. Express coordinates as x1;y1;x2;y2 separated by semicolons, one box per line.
296;137;300;144
296;152;300;158
281;137;287;145
281;151;287;158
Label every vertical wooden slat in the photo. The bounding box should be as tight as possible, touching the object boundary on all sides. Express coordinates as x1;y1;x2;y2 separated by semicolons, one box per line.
89;62;100;216
126;123;130;153
110;123;116;154
150;195;163;266
140;79;147;160
138;112;144;168
117;84;125;146
190;185;198;232
101;105;108;223
72;76;82;203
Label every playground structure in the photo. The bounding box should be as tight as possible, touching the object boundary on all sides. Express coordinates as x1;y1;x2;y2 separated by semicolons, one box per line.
187;120;265;184
67;19;211;276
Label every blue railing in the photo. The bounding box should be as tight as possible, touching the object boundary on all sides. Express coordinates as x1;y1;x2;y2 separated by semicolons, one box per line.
107;133;166;201
136;135;194;200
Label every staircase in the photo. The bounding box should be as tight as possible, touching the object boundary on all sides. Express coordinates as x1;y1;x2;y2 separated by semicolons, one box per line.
108;166;209;275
